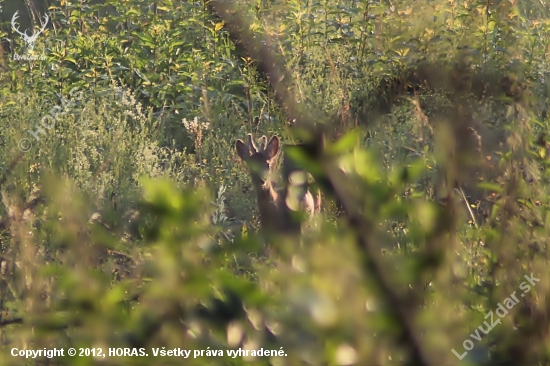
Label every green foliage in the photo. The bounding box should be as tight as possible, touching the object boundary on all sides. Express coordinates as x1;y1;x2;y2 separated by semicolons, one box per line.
0;0;550;365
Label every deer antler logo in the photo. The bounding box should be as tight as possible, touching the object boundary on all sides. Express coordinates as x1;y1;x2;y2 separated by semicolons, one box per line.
11;11;49;53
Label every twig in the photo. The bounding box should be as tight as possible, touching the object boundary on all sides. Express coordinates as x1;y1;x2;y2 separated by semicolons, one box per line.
455;186;479;229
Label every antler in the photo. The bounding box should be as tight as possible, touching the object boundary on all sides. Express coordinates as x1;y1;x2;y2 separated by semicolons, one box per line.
38;14;49;34
259;136;268;151
11;11;49;42
28;13;49;41
246;133;258;152
11;11;27;38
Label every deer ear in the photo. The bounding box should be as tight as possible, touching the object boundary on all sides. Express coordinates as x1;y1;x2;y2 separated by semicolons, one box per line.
265;136;280;160
235;139;250;160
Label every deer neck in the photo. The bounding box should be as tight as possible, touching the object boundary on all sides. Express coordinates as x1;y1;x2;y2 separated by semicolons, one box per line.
254;180;283;228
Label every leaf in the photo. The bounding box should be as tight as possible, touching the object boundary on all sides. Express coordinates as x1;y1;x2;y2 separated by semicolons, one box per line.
214;21;225;32
476;182;503;193
125;9;140;16
133;32;154;46
328;129;359;155
63;57;77;65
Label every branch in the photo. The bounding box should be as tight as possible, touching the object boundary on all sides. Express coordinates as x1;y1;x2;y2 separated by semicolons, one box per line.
0;317;23;327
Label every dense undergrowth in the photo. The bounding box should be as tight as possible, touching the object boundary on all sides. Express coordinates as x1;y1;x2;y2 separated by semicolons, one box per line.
0;0;549;365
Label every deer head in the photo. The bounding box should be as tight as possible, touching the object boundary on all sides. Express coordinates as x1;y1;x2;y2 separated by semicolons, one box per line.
11;11;49;52
235;134;280;190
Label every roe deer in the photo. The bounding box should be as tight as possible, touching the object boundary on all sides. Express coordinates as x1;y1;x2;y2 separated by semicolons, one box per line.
235;133;320;236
